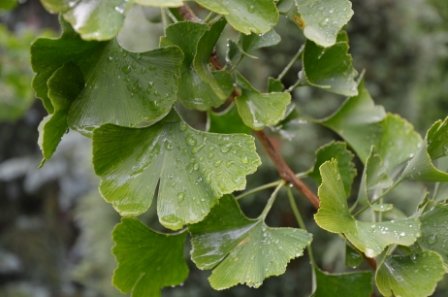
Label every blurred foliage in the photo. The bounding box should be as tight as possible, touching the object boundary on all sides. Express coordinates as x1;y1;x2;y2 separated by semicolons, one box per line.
0;0;447;296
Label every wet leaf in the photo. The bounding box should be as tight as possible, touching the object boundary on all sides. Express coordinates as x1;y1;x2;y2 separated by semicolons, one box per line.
294;0;353;47
190;196;312;289
303;32;358;96
93;111;261;230
112;218;188;297
419;204;448;264
194;0;279;34
161;21;233;110
315;160;420;258
375;250;445;297
235;74;291;130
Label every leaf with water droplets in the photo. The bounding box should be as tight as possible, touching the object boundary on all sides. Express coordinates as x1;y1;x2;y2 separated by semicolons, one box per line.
194;0;279;35
315;160;420;258
32;24;182;160
375;250;445;297
235;74;291;130
134;0;184;7
161;21;233;110
112;218;188;297
419;204;448;264
303;32;358;96
312;269;373;297
294;0;353;47
308;141;356;195
93;111;261;230
189;195;312;290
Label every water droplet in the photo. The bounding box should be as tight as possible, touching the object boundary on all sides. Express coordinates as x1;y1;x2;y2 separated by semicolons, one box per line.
399;232;406;237
121;65;132;74
241;156;249;164
164;140;173;150
177;192;185;201
187;137;196;146
427;234;437;245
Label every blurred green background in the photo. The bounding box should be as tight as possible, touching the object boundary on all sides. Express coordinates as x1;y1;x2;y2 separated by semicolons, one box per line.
0;0;447;296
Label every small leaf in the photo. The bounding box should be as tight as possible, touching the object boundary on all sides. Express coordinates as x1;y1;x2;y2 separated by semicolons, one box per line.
93;111;261;230
190;196;312;290
235;74;291;130
112;218;188;297
208;106;252;135
312;269;373;297
161;21;233;110
375;250;445;297
402;117;448;182
303;32;358;96
308;141;356;195
227;30;282;63
315;160;420;257
194;0;279;35
419;204;448;264
294;0;354;47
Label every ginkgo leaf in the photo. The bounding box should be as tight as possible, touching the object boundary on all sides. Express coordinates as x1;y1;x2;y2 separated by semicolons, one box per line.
235;74;291;130
194;0;279;35
303;32;358;96
402;117;448;182
112;218;189;297
189;195;312;289
375;251;445;297
320;82;422;175
32;25;182;160
419;204;448;264
41;0;185;40
294;0;353;47
315;160;420;258
308;141;356;195
93;111;261;230
312;269;373;297
161;21;233;110
227;30;281;63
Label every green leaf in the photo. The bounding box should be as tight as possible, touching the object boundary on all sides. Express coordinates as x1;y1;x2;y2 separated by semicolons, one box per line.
402;117;448;182
227;30;281;63
112;218;188;297
32;26;183;159
190;195;312;289
38;63;84;161
315;160;420;257
308;141;356;195
294;0;354;47
161;21;233;110
312;269;373;297
375;250;445;297
93;112;261;230
41;0;133;40
208;105;252;135
134;0;184;7
235;74;291;130
0;0;17;10
303;32;358;96
194;0;279;35
419;204;448;264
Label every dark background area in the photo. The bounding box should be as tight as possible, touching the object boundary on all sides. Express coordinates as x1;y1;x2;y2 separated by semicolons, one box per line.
0;0;447;296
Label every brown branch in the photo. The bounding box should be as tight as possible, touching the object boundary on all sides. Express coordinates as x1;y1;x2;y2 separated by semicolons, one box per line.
255;131;320;209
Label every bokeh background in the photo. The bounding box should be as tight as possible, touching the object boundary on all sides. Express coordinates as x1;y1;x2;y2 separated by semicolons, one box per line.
0;0;447;296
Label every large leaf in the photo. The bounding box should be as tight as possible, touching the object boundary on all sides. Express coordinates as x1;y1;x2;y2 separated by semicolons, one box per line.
194;0;279;35
112;218;188;297
315;160;420;257
161;21;233;110
190;195;312;289
308;141;356;195
41;0;184;40
375;250;445;297
419;204;448;264
312;269;373;297
294;0;354;47
93;112;261;230
32;26;182;160
235;74;291;130
303;32;358;96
